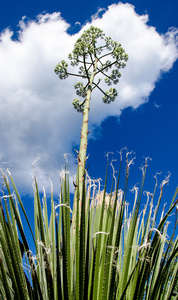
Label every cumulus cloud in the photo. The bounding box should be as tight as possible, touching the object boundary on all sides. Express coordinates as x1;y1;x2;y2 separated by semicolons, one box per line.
0;3;177;193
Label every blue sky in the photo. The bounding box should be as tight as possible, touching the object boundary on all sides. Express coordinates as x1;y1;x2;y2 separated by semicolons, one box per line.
0;0;178;217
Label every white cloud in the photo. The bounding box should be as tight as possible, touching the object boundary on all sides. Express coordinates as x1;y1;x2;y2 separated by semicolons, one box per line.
0;3;177;194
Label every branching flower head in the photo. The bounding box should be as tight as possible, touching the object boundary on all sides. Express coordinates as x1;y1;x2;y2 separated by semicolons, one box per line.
54;60;68;79
102;87;118;104
69;26;105;61
55;25;128;112
72;98;85;112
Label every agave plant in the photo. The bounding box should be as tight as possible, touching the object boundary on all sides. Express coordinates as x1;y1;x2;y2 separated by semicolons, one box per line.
0;26;178;300
0;153;178;300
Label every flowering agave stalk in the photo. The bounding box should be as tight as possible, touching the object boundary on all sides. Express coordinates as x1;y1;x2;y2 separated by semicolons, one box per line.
55;26;128;202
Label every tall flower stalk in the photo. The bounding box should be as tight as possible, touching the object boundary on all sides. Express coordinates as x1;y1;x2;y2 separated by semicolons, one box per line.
55;26;128;203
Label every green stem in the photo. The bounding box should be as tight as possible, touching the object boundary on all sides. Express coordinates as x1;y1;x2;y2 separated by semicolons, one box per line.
76;57;97;200
71;58;97;268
